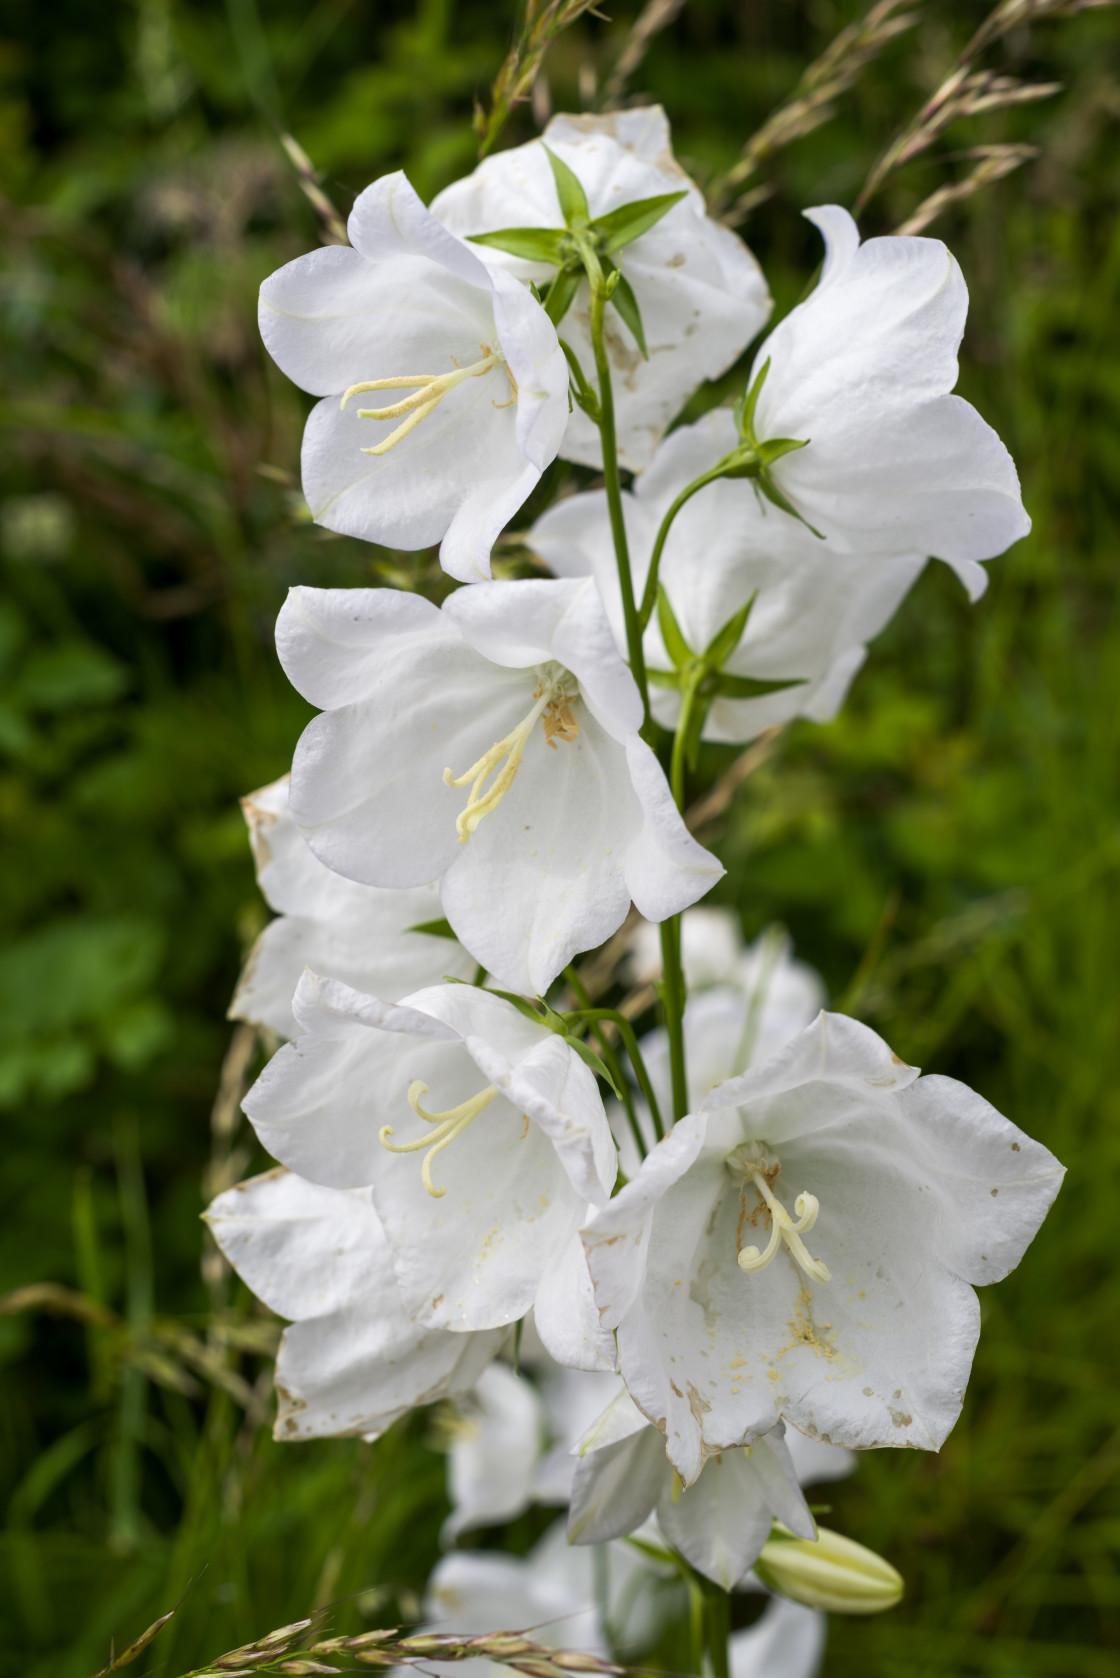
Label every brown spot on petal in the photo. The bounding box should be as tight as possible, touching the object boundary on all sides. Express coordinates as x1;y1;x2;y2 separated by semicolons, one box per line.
889;1408;913;1429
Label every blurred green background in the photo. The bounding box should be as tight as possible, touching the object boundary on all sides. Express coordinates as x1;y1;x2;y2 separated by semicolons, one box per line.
1;0;1118;1673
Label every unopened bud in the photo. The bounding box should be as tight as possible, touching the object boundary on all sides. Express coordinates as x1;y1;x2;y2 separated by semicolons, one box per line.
755;1523;903;1615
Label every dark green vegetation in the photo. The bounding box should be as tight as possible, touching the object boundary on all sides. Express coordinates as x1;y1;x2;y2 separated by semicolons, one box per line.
2;1;1118;1672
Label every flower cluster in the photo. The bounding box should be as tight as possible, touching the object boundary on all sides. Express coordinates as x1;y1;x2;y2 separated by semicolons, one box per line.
211;106;1063;1668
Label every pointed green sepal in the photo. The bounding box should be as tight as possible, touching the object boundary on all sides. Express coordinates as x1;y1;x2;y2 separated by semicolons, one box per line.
756;474;825;539
543;146;590;229
738;356;771;441
757;435;811;466
607;268;648;358
593;190;688;254
713;671;807;699
702;590;759;670
646;667;683;689
656;585;694;670
405;917;459;941
565;1035;624;1100
559;337;600;422
468;226;572;265
544;264;582;327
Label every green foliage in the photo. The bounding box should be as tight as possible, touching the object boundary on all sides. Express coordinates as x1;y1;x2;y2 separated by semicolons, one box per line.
1;1;1118;1676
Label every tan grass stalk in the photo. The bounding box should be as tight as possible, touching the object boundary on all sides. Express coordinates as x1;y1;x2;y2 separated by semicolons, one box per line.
475;0;605;156
600;0;689;109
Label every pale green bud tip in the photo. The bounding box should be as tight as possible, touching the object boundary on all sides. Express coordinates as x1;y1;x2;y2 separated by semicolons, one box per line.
755;1523;904;1616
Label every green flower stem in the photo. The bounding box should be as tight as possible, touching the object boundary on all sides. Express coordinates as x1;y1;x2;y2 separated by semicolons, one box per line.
637;465;730;633
584;247;650;725
565;1007;665;1144
702;1577;732;1678
658;916;688;1124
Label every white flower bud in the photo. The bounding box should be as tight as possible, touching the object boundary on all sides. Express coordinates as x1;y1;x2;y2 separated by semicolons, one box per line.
754;1524;904;1616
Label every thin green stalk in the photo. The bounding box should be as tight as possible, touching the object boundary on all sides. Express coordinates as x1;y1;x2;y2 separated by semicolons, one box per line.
702;1578;731;1678
565;1007;665;1143
584;250;650;722
563;967;649;1158
658;917;689;1123
638;466;729;632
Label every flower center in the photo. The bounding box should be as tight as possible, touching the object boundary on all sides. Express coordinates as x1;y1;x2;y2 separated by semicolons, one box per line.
734;1157;831;1284
379;1079;498;1199
340;344;517;456
442;671;581;845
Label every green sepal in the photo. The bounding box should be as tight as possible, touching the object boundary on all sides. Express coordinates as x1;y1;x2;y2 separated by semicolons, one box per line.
468;226;572;265
607;268;648;358
559;338;600;422
713;671;807;699
593;190;688;254
656;585;694;670
565;1035;624;1100
543;146;590;228
677;666;713;772
737;356;770;440
702;591;758;669
646;667;682;689
405;917;458;940
757;435;811;466
544;264;582;327
756;474;825;539
478;985;553;1024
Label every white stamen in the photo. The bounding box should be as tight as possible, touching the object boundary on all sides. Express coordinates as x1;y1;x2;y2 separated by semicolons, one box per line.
379;1080;498;1198
340;346;516;456
443;679;580;845
737;1165;831;1284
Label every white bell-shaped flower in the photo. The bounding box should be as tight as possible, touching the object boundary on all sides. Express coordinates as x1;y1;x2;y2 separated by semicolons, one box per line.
730;1597;826;1678
569;1384;815;1590
581;1012;1064;1482
531;409;927;743
432;108;771;471
277;578;723;995
747;207;1030;597
205;1168;504;1440
242;972;617;1332
258;172;568;581
230;775;474;1038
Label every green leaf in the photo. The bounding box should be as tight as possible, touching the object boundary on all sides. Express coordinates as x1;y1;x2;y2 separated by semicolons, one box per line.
656;586;694;670
608;269;648;358
477;986;549;1024
543;146;590;228
545;264;582;327
702;591;758;670
714;671;807;698
467;226;571;264
593;190;688;253
566;1035;623;1099
405;917;459;941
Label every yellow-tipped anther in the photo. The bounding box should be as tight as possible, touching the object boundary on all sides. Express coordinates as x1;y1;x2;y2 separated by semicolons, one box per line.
340;346;514;456
379;1079;499;1198
443;681;580;845
738;1167;831;1284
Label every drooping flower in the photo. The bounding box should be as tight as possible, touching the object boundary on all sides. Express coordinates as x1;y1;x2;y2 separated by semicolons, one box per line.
407;1517;681;1677
278;578;723;995
582;1012;1064;1481
258;172;567;581
230;775;474;1039
442;1352;622;1540
743;207;1031;598
242;972;617;1332
432;108;771;472
569;1383;816;1590
205;1167;504;1439
531;409;926;743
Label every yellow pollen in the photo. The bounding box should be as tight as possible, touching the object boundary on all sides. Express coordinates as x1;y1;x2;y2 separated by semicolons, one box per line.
340;345;513;456
443;681;580;845
737;1165;831;1284
379;1079;498;1198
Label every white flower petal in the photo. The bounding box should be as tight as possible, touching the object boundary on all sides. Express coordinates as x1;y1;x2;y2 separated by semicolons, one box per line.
532;1233;619;1373
568;1423;665;1543
444;1363;544;1542
656;1447;777;1589
729;1598;826;1678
